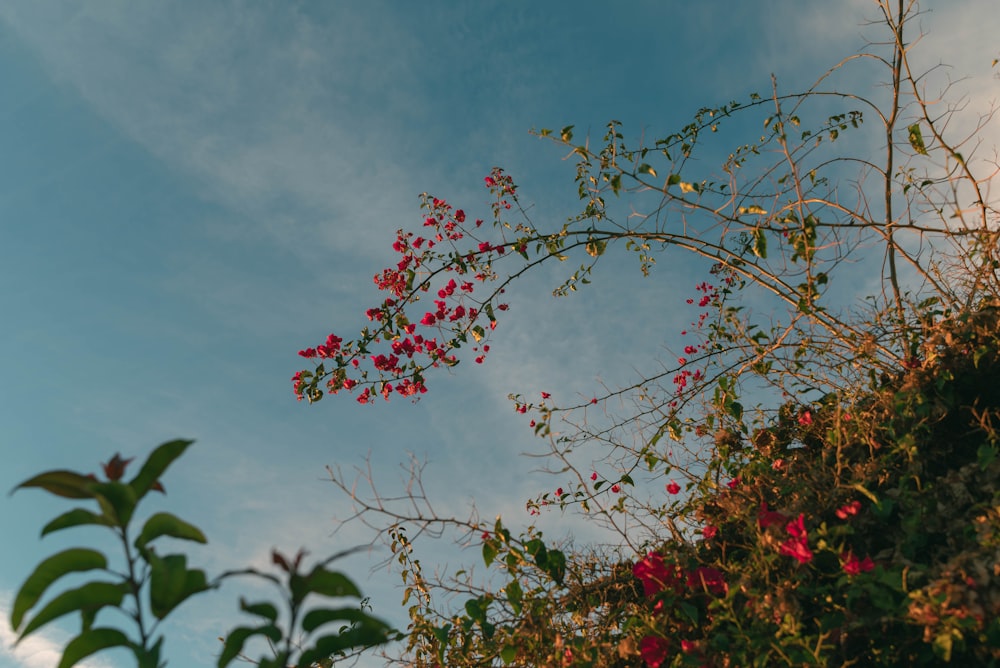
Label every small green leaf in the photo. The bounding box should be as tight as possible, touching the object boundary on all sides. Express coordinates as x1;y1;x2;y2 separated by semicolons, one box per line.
483;540;498;568
560;125;574;142
637;163;657;177
19;581;125;639
58;628;133;668
239;598;278;622
301;606;378;633
505;579;523;616
501;644;518;663
41;509;113;537
135;512;207;551
667;173;681;186
12;470;96;499
752;229;767;259
544;549;566;585
12;548;108;630
129;439;194;499
908;123;928;155
218;625;282;668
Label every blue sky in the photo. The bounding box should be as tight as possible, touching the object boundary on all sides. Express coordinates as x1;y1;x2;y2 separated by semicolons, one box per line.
1;2;996;666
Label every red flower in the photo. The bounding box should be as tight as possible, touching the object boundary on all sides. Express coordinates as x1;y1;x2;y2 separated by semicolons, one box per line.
702;525;718;540
758;503;788;529
779;514;813;564
726;476;741;489
835;500;862;520
541;391;551;399
633;552;681;597
590;471;598;481
687;566;728;596
611;484;621;493
798;410;813;426
841;550;875;576
555;487;563;497
666;480;681;495
639;635;670;668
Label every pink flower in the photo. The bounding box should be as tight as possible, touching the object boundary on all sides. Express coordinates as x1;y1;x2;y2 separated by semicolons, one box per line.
841;551;875;576
779;514;813;564
835;500;862;520
666;480;681;495
541;391;551;399
633;552;681;597
555;487;563;497
702;525;718;540
798;410;813;426
611;484;621;493
639;635;670;668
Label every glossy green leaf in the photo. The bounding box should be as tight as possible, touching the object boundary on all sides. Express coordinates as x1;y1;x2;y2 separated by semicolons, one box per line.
12;470;96;499
12;548;107;630
19;581;125;639
218;624;282;667
135;512;207;551
41;509;113;537
129;439;194;499
148;553;210;619
58;628;133;668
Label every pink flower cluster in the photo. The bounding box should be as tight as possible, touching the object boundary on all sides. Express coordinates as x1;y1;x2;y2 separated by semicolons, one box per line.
632;552;727;667
293;171;524;403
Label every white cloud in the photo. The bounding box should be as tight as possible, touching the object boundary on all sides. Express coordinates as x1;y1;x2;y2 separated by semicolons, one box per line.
0;594;116;668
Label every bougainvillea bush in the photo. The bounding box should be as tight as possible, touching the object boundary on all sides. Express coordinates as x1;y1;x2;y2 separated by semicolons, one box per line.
293;1;1000;665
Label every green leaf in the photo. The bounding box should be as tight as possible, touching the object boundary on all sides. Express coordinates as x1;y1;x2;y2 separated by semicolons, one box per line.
667;173;681;186
560;125;574;142
135;512;207;551
752;228;767;259
41;509;113;537
239;598;279;622
89;482;138;526
483;540;498;568
58;628;133;668
544;549;566;585
301;606;383;633
908;123;928;155
129;439;194;499
19;581;125;639
505;580;523;616
12;548;108;630
501;644;517;663
148;553;210;619
296;624;391;667
292;566;361;605
637;163;657;177
12;470;96;499
218;625;282;668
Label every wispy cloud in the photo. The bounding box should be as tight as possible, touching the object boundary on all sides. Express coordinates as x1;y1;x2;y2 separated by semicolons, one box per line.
0;594;115;668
